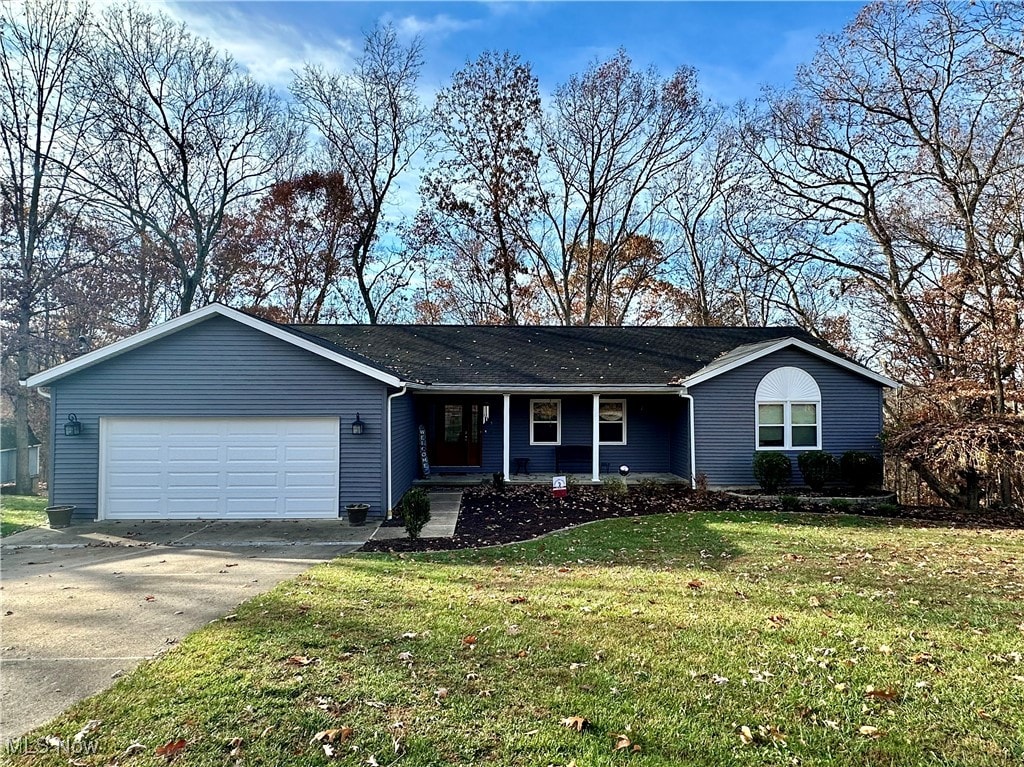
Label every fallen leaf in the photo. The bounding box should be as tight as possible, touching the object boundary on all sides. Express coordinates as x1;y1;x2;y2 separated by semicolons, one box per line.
739;725;754;745
910;652;934;664
73;719;102;743
858;725;880;738
612;733;640;752
509;596;528;604
767;614;789;629
400;632;418;639
463;635;477;646
435;687;449;700
878;645;893;655
687;580;704;589
155;738;187;760
808;595;821;607
561;716;590;732
312;728;353;744
123;743;146;756
226;737;243;757
144;595;156;602
865;686;899;701
286;655;317;666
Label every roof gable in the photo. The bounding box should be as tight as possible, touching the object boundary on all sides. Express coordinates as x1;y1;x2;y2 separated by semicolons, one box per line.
681;337;897;389
24;304;403;388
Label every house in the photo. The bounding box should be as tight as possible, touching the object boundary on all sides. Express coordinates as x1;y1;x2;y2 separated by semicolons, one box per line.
0;423;41;486
24;304;896;521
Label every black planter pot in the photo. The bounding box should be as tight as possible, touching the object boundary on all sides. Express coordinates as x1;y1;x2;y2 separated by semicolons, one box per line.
345;503;369;526
44;505;75;529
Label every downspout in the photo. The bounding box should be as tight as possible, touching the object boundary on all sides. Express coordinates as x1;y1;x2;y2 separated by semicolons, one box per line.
679;392;697;490
386;384;409;518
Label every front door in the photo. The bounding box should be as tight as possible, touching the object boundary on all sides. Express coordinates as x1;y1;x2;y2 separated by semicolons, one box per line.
433;402;482;466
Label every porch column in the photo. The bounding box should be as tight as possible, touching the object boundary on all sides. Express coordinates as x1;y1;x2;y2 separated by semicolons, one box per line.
592;393;601;483
502;393;511;481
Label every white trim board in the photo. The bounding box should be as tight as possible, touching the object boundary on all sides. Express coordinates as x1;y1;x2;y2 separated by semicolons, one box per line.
24;303;403;388
681;337;898;389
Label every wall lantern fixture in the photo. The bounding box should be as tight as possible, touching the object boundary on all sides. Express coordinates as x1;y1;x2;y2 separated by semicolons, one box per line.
64;413;82;437
351;413;365;436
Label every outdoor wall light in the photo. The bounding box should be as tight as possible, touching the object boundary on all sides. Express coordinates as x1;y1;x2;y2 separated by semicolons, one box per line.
351;413;365;436
64;413;82;437
619;464;630;477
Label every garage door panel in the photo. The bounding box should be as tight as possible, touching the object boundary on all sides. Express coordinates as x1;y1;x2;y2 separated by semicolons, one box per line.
102;418;339;520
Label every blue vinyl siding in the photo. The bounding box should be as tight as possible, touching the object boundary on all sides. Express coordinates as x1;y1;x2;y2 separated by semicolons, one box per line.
689;348;885;486
389;393;417;508
669;398;691;480
508;394;678;474
49;315;390;519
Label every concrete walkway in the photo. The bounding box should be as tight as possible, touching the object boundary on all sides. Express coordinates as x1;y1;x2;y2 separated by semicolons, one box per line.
372;491;462;541
0;519;378;741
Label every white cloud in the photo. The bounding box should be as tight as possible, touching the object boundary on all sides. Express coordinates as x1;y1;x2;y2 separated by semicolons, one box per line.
164;3;358;88
381;11;481;43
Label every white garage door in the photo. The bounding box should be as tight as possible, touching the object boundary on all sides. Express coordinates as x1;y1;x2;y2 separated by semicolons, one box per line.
101;418;340;520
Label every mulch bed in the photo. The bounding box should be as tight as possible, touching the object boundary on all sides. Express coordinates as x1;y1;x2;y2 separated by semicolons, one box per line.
360;485;1024;553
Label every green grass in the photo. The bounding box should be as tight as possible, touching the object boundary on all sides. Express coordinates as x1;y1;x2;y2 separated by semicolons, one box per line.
11;512;1024;766
0;493;47;536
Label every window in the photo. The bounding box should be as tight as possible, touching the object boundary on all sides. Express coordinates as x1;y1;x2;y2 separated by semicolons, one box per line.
755;367;821;450
530;399;560;445
599;399;627;444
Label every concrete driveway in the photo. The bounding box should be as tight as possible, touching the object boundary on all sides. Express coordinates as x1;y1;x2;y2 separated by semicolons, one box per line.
0;519;377;740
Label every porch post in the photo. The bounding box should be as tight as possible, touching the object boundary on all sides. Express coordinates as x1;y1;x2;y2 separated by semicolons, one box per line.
503;393;511;481
592;393;601;483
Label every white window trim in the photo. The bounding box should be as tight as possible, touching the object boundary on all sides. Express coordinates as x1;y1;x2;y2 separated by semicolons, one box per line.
529;398;561;445
598;398;627;445
755;400;822;451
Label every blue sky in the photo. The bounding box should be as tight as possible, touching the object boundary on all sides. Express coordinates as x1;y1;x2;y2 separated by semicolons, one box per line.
169;1;864;103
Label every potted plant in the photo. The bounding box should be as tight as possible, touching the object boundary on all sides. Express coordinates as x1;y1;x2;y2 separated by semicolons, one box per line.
44;505;76;529
345;503;369;526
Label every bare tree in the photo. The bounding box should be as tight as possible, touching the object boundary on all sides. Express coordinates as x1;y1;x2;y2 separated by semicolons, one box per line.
528;50;716;325
0;0;95;493
420;51;542;324
292;25;430;323
751;0;1024;506
83;3;298;316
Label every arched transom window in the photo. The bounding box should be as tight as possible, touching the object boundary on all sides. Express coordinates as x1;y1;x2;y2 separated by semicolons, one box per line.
755;366;821;449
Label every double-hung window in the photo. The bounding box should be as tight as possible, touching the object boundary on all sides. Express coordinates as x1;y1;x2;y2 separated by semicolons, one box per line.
755;367;821;450
598;399;627;444
530;399;560;445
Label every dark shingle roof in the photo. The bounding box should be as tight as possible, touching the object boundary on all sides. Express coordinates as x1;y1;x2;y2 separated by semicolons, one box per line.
288;324;825;386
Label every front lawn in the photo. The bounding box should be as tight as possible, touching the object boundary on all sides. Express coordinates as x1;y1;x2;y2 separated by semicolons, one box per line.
13;512;1024;766
0;493;47;536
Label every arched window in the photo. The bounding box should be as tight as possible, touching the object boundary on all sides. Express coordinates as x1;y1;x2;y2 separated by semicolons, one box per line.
755;366;821;449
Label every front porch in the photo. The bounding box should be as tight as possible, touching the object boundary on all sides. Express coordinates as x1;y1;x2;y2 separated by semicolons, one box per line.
414;471;689;487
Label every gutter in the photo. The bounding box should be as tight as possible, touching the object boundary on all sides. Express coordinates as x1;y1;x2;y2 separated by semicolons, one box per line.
678;392;697;490
385;384;409;516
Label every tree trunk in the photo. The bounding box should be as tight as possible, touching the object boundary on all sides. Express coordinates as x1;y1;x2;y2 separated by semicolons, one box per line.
14;304;33;495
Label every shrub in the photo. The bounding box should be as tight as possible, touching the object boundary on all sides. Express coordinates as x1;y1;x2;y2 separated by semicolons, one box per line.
492;472;506;493
752;452;792;493
602;477;628;498
840;451;882;490
780;494;801;513
797;451;837;491
694;472;709;496
829;498;852;513
400;488;431;539
876;502;899;516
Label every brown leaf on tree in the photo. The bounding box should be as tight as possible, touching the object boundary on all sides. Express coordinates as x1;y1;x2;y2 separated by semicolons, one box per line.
155;738;187;760
560;716;590;732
